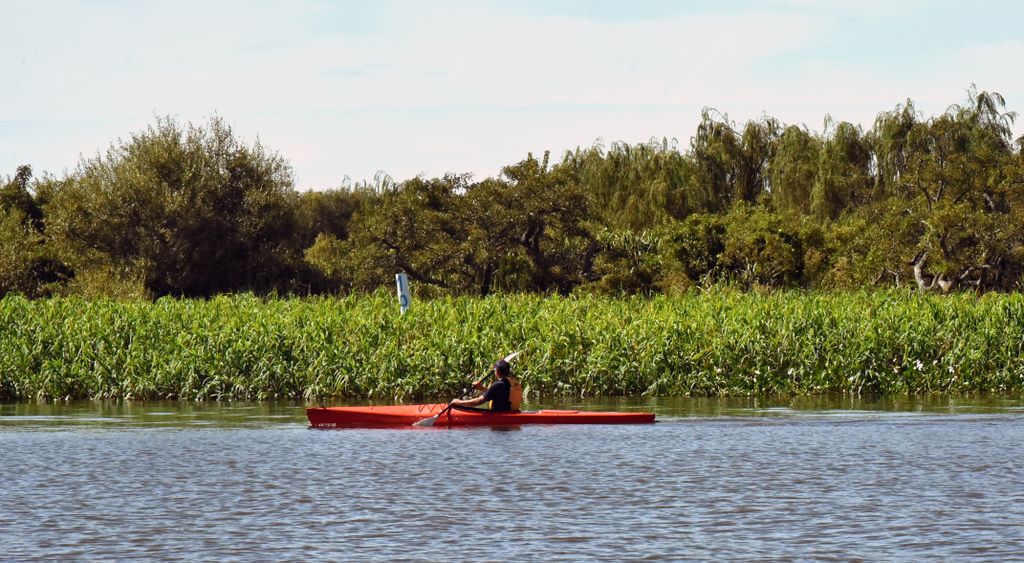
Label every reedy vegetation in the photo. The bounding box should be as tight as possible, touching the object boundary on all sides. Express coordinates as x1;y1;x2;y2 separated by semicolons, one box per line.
2;291;1023;402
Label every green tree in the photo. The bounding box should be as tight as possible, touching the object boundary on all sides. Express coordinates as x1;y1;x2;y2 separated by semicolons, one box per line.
0;166;71;297
294;187;376;248
658;213;726;286
45;116;298;297
769;125;820;216
869;99;918;198
810;118;872;220
0;209;44;296
333;174;474;293
820;200;920;289
690;109;741;211
735;118;780;203
319;153;598;296
563;138;696;231
691;111;778;211
719;203;806;288
0;165;44;231
500;152;596;294
582;228;662;295
900;88;1019;292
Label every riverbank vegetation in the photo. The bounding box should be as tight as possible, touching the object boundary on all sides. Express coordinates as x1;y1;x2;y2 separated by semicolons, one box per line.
2;291;1023;401
4;87;1024;401
3;86;1024;299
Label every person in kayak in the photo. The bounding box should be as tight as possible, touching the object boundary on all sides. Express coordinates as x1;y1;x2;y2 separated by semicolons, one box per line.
449;359;522;412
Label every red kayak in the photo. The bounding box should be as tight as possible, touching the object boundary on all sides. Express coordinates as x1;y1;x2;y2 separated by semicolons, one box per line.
307;403;656;428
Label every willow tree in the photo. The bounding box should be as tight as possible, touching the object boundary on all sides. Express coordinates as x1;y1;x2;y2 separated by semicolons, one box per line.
810;118;872;220
870;99;918;198
768;125;820;216
690;109;741;212
563;138;695;231
735;117;780;203
691;110;779;211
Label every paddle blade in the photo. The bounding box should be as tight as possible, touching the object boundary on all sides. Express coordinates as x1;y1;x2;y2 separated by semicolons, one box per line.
412;414;440;427
412;405;452;427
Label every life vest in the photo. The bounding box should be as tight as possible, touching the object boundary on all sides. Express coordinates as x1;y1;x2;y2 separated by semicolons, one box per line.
508;376;523;411
486;376;523;411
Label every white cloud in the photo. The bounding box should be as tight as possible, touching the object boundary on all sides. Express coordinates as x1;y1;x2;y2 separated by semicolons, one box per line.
3;2;828;116
1;1;1022;188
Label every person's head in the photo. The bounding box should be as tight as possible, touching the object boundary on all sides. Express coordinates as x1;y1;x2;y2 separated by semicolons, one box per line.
493;359;511;378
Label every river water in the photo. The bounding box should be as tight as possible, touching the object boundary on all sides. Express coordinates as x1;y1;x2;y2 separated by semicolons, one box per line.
2;396;1023;561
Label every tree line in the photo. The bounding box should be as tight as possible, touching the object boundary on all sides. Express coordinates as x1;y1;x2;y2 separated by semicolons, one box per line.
3;86;1023;299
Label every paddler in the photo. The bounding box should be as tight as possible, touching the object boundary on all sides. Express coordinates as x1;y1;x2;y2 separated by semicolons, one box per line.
449;359;522;412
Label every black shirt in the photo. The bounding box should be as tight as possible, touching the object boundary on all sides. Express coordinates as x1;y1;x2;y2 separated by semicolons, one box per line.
482;377;512;411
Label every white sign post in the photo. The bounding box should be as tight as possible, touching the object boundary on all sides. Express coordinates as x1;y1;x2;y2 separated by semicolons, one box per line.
395;273;411;314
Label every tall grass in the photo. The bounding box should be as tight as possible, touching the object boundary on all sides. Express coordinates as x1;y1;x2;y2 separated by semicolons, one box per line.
2;290;1023;401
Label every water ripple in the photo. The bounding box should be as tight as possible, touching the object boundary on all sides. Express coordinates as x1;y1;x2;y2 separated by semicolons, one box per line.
2;403;1024;560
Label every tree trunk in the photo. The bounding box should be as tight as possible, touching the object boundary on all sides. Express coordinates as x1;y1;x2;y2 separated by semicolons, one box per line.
478;262;494;297
912;251;938;294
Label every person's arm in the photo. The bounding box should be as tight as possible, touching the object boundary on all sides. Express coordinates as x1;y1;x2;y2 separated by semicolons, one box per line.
450;395;487;407
451;380;499;407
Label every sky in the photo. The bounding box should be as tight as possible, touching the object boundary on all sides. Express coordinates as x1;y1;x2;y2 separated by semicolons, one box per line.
2;0;1024;190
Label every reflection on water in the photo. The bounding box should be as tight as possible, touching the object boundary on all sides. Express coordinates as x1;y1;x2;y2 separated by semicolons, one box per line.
0;400;309;430
3;394;1023;430
2;395;1023;560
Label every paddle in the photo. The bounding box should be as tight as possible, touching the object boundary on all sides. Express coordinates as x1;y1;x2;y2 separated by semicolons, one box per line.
412;403;453;428
412;351;520;427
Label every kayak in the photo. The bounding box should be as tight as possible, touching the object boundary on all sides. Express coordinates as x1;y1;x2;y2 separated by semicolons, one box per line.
307;403;656;428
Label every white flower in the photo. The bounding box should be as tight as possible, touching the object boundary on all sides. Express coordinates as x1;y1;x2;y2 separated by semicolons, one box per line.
914;360;924;371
